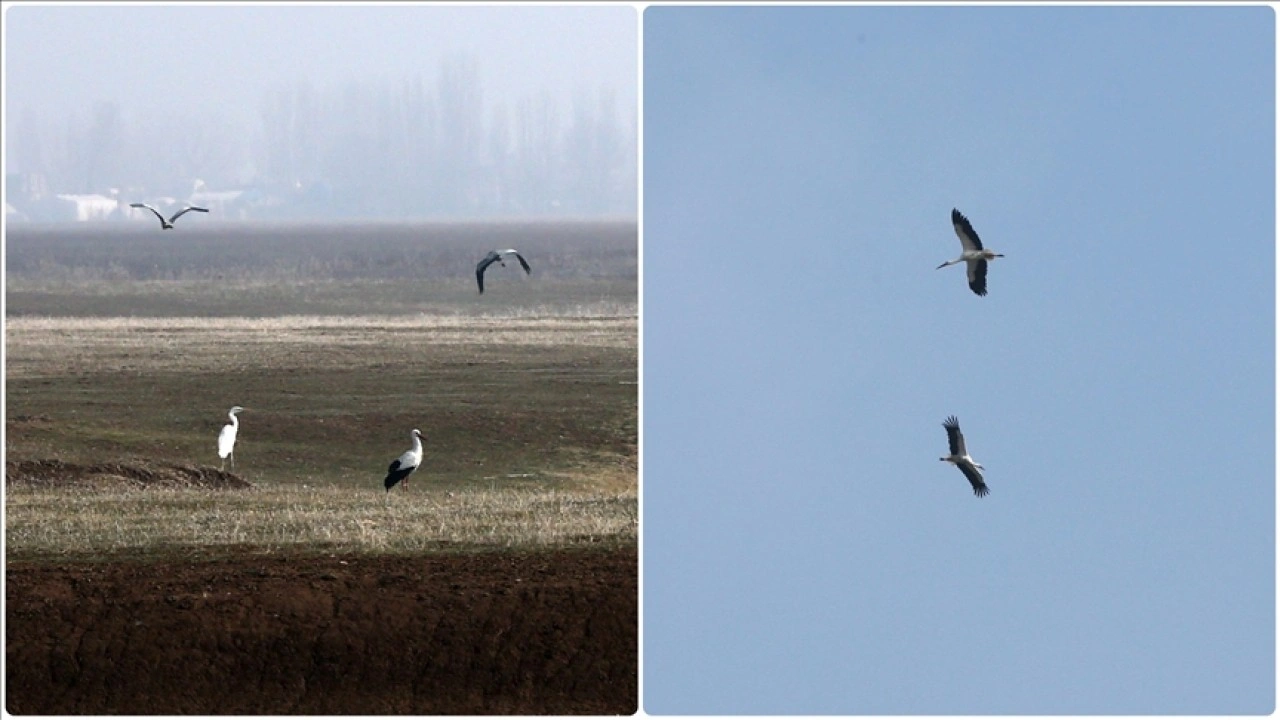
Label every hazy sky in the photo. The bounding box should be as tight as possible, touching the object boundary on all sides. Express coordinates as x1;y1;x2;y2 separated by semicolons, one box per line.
4;3;637;127
644;5;1274;715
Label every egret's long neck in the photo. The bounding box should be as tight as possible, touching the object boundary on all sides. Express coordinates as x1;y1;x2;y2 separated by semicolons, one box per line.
228;412;239;427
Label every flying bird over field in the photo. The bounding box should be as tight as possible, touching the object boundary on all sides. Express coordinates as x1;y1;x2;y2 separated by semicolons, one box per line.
130;202;209;229
939;415;989;497
384;428;424;492
937;209;1004;296
475;249;532;294
218;406;244;472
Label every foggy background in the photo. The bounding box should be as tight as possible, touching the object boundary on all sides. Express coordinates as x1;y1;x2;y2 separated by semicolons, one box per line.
3;5;637;222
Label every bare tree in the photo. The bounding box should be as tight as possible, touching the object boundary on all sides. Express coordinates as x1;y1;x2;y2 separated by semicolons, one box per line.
435;52;484;213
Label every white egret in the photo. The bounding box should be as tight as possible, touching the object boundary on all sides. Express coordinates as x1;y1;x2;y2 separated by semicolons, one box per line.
218;406;244;471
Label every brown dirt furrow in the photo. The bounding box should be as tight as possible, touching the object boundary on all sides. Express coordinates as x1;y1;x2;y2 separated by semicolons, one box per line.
6;548;637;715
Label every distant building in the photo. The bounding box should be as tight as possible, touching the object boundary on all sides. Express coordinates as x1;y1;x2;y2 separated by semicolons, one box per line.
189;179;249;219
54;193;121;222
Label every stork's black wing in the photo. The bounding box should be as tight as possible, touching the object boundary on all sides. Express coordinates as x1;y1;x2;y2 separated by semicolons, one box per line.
130;202;167;226
951;208;984;251
942;416;966;456
957;461;989;497
385;459;415;490
169;205;209;223
475;252;500;294
512;251;532;274
968;259;989;297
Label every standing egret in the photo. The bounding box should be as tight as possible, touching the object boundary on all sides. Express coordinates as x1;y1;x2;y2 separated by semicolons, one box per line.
475;249;532;294
937;209;1004;296
939;415;989;497
218;406;244;471
130;202;209;229
385;429;424;492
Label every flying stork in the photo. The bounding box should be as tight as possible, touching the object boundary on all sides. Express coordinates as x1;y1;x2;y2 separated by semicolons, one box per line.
475;249;532;294
130;202;209;229
939;415;989;497
937;208;1004;296
384;428;424;492
218;406;244;471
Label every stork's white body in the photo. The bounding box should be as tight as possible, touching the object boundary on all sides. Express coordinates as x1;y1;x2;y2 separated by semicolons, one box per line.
218;406;244;471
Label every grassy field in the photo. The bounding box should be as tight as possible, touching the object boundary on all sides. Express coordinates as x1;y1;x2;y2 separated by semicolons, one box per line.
5;221;637;562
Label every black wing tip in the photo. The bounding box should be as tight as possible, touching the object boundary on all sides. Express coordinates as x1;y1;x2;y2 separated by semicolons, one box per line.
969;284;988;297
943;415;960;428
384;465;414;490
973;483;990;498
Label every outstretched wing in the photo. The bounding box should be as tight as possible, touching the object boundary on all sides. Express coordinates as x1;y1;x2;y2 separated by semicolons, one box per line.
511;251;532;275
967;259;989;297
942;416;967;456
169;205;209;223
957;461;989;497
475;252;499;294
130;202;166;225
951;208;984;252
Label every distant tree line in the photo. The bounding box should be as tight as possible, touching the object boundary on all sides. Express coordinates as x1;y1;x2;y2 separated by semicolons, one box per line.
9;52;637;219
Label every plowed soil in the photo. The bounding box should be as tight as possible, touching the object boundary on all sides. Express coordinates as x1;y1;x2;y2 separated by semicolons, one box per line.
6;549;637;715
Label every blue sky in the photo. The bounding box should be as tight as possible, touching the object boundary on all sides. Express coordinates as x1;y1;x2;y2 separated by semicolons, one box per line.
642;6;1274;715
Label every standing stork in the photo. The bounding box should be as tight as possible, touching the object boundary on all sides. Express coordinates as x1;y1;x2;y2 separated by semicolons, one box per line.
384;429;424;492
130;202;209;229
218;406;244;471
937;208;1004;296
939;415;989;497
475;249;532;294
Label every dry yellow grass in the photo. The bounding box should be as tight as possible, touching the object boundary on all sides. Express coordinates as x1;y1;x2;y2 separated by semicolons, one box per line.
6;312;636;378
5;483;636;561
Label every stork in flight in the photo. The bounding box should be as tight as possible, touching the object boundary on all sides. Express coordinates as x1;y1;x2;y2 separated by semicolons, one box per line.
130;202;209;229
384;428;424;492
939;415;989;497
475;249;532;294
937;209;1004;296
218;406;244;472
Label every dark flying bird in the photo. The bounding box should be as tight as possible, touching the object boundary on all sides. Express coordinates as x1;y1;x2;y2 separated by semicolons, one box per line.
130;202;209;229
475;249;532;294
936;209;1004;296
218;406;244;472
939;415;989;497
384;428;424;492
